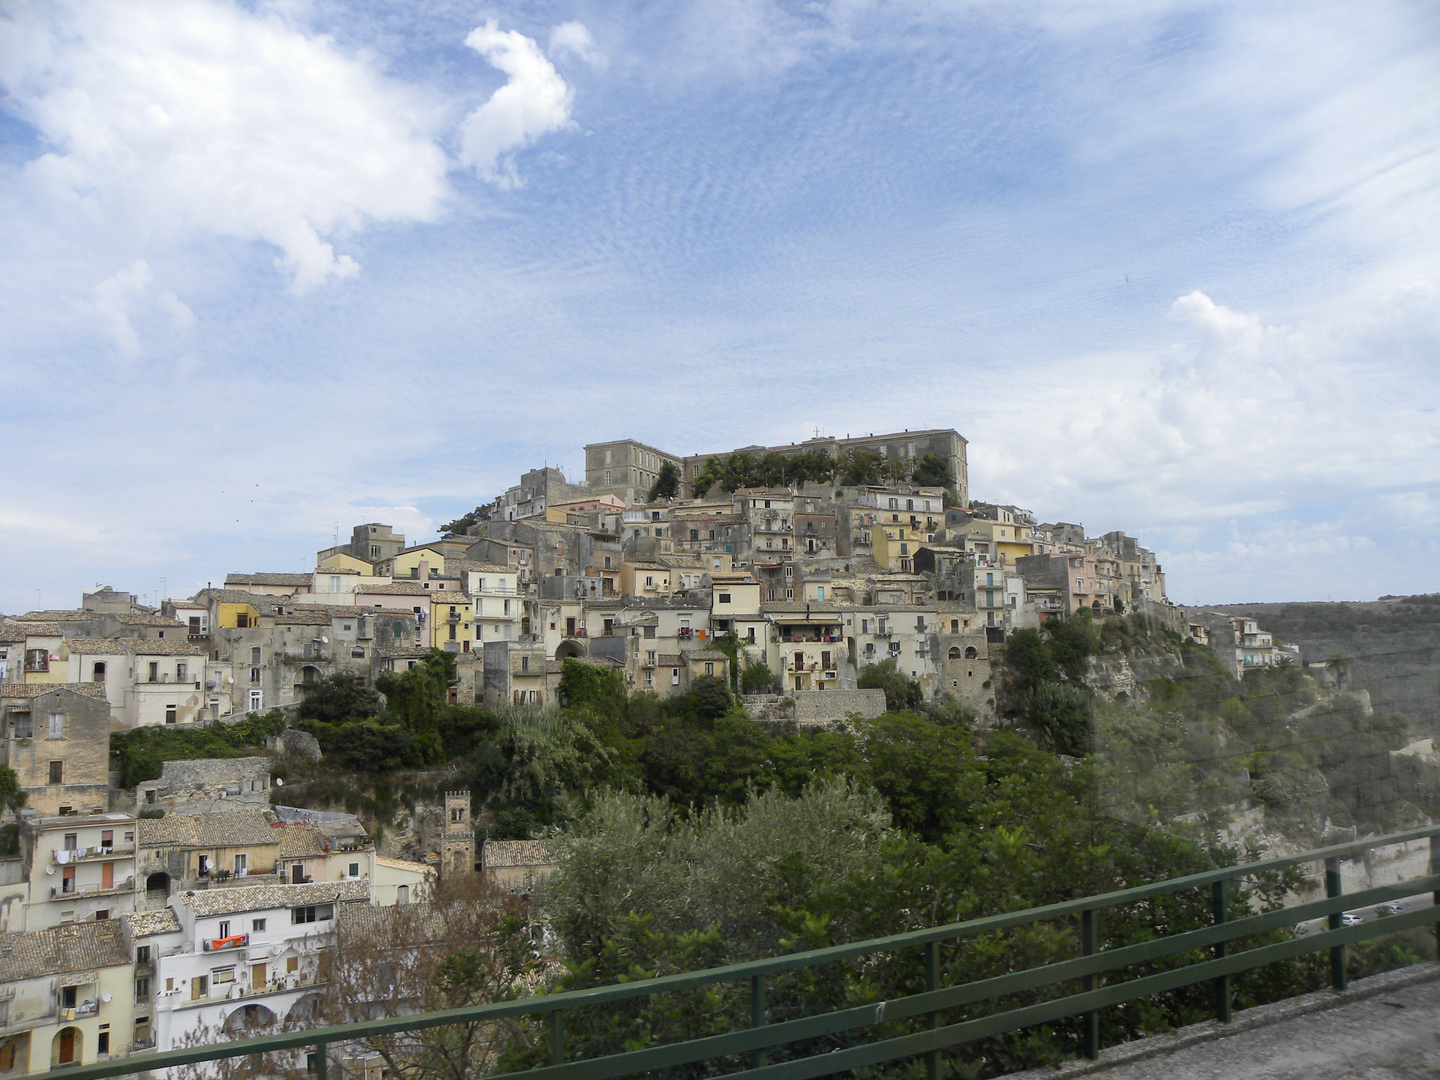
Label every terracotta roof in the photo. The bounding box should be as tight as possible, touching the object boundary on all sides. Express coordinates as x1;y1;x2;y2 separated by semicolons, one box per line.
374;855;431;874
481;839;552;868
450;560;515;575
198;589;285;612
180;878;369;916
0;919;130;982
19;609;86;621
686;649;729;661
139;810;279;849
357;583;430;596
127;907;183;938
1;681;109;700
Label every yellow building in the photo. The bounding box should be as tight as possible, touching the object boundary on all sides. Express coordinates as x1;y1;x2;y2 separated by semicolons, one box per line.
872;522;920;572
317;551;374;573
429;595;475;651
0;919;134;1075
378;545;448;581
5;622;66;685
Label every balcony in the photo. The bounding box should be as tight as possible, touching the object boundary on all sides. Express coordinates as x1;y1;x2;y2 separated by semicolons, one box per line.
204;932;249;952
57;1001;100;1021
54;845;135;863
50;877;135;900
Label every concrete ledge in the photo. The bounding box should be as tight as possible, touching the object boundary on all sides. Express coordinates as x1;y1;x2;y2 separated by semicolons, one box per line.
1004;961;1440;1079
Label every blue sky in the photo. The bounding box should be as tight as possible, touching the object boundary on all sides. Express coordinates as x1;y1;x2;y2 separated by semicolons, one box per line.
2;0;1438;611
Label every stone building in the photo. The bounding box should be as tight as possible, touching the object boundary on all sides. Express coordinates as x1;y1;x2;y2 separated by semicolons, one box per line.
1;684;111;816
441;791;474;877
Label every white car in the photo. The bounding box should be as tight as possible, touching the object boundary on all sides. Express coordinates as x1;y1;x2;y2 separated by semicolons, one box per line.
1341;913;1363;926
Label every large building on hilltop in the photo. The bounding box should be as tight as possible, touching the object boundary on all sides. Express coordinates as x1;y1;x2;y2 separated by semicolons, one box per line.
585;429;968;506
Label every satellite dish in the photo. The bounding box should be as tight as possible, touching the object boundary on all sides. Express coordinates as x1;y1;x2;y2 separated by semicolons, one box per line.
226;676;234;685
101;992;112;1003
321;636;328;644
45;866;55;876
275;777;283;787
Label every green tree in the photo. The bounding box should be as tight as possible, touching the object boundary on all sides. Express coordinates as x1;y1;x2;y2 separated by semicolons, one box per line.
298;672;384;727
439;504;491;537
790;448;837;485
690;457;725;498
857;659;923;712
0;765;24;816
646;462;682;502
838;448;883;486
375;648;456;736
910;452;952;487
740;662;778;694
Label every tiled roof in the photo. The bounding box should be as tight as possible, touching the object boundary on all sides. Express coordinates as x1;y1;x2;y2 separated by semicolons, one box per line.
139;810;279;849
276;823;326;858
226;573;313;587
450;560;514;574
6;621;62;637
275;610;332;626
63;637;129;655
481;839;552;868
127;907;183;938
1;681;109;700
374;855;430;873
112;613;186;627
19;609;86;621
180;878;369;917
378;646;430;659
657;653;683;666
357;583;430;595
126;638;207;656
199;589;285;611
0;919;131;982
686;649;729;661
762;602;842;615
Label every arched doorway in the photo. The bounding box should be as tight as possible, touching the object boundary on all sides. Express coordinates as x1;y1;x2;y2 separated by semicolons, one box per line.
554;639;585;661
300;665;321;685
948;647;962;660
52;1027;82;1067
146;871;170;898
286;994;323;1025
224;1004;276;1034
964;646;979;659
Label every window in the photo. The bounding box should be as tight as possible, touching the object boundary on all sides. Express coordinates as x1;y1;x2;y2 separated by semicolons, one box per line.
137;945;150;964
521;655;529;673
291;904;334;924
213;967;235;984
671;668;680;685
396;885;409;905
718;592;731;604
92;661;106;682
286;957;298;974
218;920;231;938
165;705;177;725
9;714;30;738
645;575;654;586
248;691;262;712
251;647;262;664
250;667;261;684
148;662;159;682
348;862;359;878
646;650;657;663
135;976;151;1000
252;918;267;932
64;833;77;850
234;854;247;877
25;648;47;672
97;1030;110;1055
705;662;714;675
176;662;186;682
49;760;63;784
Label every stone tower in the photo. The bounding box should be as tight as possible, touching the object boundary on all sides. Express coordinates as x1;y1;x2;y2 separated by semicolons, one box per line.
442;790;475;876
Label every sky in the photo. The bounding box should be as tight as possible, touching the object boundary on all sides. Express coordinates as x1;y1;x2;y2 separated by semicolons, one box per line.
1;0;1438;612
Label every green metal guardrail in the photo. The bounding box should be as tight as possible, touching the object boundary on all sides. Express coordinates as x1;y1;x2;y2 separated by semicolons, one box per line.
59;824;1440;1080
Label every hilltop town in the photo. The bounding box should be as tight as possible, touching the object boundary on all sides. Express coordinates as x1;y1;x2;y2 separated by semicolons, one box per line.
0;427;1316;1076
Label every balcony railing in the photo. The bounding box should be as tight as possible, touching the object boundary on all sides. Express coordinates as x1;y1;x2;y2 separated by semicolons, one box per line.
54;845;134;864
50;877;134;900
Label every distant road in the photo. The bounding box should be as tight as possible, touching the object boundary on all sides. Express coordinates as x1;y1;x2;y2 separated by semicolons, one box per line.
1291;892;1434;936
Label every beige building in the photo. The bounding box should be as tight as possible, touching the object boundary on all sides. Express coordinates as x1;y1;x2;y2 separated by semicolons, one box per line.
0;918;135;1075
479;840;553;894
1;684;111;817
585;439;684;504
21;813;138;931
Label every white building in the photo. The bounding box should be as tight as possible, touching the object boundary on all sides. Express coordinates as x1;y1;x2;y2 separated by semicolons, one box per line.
147;880;369;1055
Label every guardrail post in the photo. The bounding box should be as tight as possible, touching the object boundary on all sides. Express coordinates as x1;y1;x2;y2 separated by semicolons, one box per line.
1212;879;1231;1023
751;974;767;1069
549;1011;566;1066
925;940;940;1080
1326;856;1346;991
1082;907;1099;1060
313;1040;328;1080
1431;835;1440;962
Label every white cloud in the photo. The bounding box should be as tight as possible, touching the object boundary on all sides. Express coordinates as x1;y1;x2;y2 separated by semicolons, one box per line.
0;0;450;290
459;21;575;188
549;22;608;71
91;260;154;358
